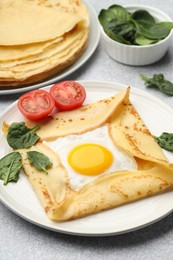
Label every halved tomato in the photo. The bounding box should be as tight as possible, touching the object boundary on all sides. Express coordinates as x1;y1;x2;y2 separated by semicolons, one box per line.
18;89;55;121
50;81;86;111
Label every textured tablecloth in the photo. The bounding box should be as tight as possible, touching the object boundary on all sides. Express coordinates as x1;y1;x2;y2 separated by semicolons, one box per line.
0;0;173;259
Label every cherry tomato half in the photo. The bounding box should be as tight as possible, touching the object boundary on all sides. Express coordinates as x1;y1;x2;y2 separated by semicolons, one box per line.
50;81;86;111
18;89;55;121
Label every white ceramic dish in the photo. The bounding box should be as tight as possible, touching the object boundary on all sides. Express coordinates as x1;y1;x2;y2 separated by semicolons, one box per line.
101;5;173;66
0;81;173;237
0;0;100;95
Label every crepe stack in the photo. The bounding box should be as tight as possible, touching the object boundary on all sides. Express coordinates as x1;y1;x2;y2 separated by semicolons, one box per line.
13;87;173;222
0;0;89;88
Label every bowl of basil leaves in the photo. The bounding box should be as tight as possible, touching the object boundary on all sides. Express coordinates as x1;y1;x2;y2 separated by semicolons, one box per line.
99;4;173;65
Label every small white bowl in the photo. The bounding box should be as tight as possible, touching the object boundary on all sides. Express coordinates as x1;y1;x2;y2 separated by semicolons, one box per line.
101;5;173;66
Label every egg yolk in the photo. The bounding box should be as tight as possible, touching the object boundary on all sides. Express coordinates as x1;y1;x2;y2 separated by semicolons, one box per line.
68;143;113;176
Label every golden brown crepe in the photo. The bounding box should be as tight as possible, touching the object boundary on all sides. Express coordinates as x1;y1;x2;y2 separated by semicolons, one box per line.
0;37;63;62
0;0;83;45
0;0;89;87
26;88;130;140
0;24;85;68
11;87;173;222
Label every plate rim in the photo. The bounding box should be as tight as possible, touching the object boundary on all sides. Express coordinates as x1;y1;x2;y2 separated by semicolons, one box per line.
0;80;173;237
0;0;100;95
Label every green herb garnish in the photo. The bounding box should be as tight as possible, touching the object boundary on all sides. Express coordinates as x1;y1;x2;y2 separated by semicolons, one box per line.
155;133;173;152
27;151;52;174
7;122;40;149
0;152;22;185
140;73;173;96
98;5;173;46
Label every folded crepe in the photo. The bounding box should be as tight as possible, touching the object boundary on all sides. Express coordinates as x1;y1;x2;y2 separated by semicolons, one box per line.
12;87;173;222
0;0;89;87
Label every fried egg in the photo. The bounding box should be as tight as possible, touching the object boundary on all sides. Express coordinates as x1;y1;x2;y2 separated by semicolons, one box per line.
44;126;138;190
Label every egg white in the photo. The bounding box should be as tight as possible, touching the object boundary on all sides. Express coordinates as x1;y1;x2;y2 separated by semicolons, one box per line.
44;126;138;190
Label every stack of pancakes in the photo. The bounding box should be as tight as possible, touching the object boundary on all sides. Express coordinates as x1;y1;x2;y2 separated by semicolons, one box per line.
0;0;89;88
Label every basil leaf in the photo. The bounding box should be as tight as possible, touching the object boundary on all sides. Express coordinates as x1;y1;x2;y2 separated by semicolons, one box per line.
135;35;157;45
159;22;173;30
106;20;136;42
132;10;155;26
99;5;131;30
108;5;131;21
105;28;132;44
7;122;40;149
27;151;52;174
0;152;22;185
155;133;173;152
98;9;116;28
136;23;171;40
140;73;173;96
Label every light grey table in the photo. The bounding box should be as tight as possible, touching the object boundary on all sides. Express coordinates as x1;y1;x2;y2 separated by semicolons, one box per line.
0;1;173;259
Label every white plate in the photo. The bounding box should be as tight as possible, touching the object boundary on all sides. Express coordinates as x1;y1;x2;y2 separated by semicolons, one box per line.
0;0;100;96
0;81;173;236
